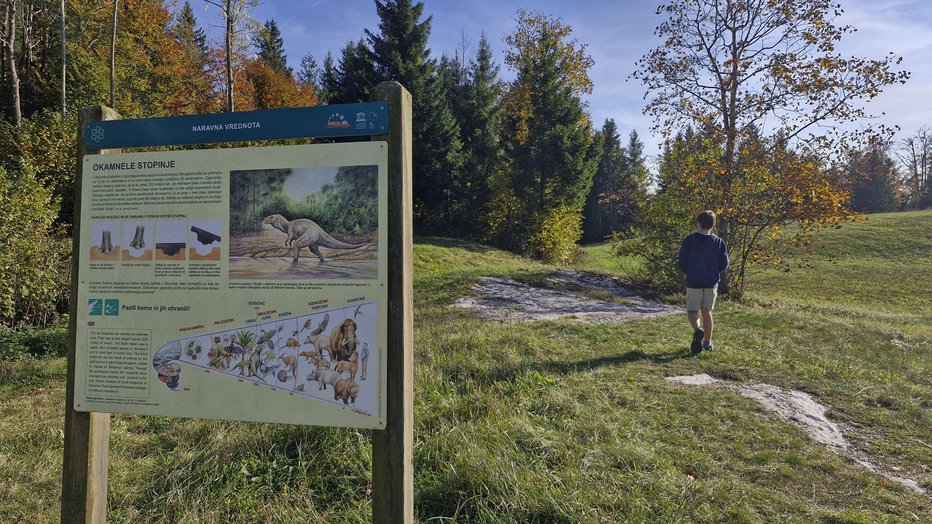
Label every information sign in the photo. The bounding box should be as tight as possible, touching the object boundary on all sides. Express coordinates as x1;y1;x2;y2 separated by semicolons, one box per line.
74;142;388;428
83;103;389;149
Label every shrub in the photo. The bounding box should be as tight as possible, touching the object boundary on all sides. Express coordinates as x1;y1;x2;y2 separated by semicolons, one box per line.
614;185;696;291
527;205;583;265
0;324;29;360
0;316;69;360
0;110;77;226
0;161;71;327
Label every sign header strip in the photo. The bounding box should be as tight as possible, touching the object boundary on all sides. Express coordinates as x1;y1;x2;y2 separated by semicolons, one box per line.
83;103;389;149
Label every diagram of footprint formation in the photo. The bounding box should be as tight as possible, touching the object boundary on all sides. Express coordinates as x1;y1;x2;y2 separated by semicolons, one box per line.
88;220;223;261
152;302;377;415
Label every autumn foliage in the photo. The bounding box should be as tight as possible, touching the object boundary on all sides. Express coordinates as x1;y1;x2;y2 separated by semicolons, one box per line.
631;0;909;295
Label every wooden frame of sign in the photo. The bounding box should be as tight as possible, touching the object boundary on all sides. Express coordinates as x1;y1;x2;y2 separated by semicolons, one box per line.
61;82;414;523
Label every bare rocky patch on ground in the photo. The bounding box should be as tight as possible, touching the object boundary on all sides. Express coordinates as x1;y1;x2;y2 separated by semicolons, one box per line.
666;374;927;495
453;269;680;323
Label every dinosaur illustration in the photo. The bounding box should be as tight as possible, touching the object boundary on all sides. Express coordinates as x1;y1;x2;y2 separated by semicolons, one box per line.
246;349;265;381
233;358;249;376
261;214;365;263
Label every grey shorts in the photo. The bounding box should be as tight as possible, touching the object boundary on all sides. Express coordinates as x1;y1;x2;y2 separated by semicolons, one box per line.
685;287;717;311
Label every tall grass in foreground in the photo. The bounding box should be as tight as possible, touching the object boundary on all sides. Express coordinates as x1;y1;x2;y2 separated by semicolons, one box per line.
0;212;929;522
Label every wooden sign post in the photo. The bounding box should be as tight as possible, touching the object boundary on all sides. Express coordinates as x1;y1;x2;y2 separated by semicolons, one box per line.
62;105;120;523
370;82;414;523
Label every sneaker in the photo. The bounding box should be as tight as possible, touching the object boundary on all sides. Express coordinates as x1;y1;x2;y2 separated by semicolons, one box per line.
703;341;714;352
691;328;704;354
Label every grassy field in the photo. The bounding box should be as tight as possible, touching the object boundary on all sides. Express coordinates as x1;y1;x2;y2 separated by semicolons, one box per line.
1;211;930;522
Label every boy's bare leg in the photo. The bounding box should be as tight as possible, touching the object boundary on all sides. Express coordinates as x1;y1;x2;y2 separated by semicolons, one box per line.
700;308;713;343
688;311;701;330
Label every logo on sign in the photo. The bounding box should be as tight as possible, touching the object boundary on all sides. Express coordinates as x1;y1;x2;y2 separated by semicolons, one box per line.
90;126;105;143
88;299;103;316
355;112;369;130
326;113;351;129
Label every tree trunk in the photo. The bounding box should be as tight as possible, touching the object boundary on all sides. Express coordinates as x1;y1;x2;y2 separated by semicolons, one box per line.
225;0;233;112
4;0;20;127
109;0;118;108
717;217;732;295
1;3;8;86
20;1;30;65
60;0;66;118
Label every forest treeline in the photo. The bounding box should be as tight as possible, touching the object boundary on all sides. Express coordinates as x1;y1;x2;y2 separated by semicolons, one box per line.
0;0;927;326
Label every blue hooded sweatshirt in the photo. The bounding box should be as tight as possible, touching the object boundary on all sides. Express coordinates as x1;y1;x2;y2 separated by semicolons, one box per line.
677;232;729;288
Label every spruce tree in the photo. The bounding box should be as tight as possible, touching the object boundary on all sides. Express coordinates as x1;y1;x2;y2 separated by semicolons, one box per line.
332;39;376;104
366;0;431;94
582;119;623;243
366;0;463;234
166;0;214;114
617;130;649;226
438;53;468;123
458;34;503;237
497;12;600;257
257;19;291;75
173;1;208;64
297;53;319;86
318;52;339;104
848;144;900;213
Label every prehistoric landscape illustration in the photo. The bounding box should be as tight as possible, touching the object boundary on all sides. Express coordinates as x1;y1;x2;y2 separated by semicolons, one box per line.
228;166;378;279
151;303;378;416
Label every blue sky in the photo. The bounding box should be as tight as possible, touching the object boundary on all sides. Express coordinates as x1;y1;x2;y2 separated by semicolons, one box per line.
195;0;932;162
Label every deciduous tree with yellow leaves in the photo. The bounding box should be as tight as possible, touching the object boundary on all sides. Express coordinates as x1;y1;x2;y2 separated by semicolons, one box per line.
632;0;909;295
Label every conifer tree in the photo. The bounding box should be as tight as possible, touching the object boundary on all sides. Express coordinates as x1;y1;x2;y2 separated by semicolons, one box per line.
494;11;600;259
848;143;900;213
257;19;290;75
297;53;318;87
458;34;503;237
318;51;338;104
168;0;213;114
366;0;430;95
616;130;649;224
173;1;207;63
331;39;375;104
582;119;623;243
366;0;463;233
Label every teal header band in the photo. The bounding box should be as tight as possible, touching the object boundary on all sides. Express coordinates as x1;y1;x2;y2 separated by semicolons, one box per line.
84;103;389;149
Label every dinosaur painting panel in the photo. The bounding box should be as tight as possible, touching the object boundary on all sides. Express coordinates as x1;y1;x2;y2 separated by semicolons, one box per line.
228;164;379;280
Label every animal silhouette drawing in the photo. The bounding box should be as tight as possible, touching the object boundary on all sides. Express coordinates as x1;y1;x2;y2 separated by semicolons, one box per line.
261;214;364;263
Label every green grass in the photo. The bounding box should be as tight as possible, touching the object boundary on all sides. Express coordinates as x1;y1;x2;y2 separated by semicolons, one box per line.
1;212;930;522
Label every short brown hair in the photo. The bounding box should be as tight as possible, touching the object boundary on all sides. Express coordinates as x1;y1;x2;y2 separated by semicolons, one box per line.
696;210;716;229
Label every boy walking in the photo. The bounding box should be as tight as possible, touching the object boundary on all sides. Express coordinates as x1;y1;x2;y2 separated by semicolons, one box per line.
677;210;729;354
